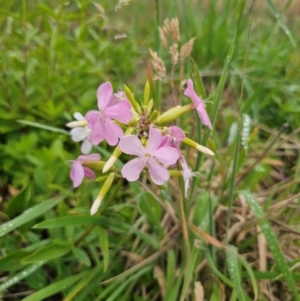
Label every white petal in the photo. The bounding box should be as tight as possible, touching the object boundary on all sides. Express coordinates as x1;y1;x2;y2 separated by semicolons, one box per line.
74;112;86;121
81;138;93;154
71;128;88;142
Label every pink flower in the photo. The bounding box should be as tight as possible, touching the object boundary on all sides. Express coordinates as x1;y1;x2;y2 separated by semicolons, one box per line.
85;82;133;146
118;126;180;185
159;126;185;156
184;79;212;130
70;154;100;188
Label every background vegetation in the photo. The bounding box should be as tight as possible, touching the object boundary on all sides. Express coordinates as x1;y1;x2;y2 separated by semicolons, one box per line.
0;0;300;300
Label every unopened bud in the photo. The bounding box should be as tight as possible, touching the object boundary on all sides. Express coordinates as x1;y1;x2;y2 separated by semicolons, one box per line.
147;99;154;115
83;161;107;171
144;81;150;106
155;104;194;124
183;137;214;156
90;172;115;215
103;127;134;173
124;85;141;113
169;170;182;177
66;120;87;128
149;110;159;122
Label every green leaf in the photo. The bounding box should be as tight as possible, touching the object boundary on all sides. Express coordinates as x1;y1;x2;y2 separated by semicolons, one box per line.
0;262;44;295
17;119;70;134
73;247;91;267
265;0;296;46
165;250;176;299
179;245;199;301
98;226;109;272
5;185;31;217
34;215;99;228
137;191;162;227
21;271;90;301
22;242;72;264
226;246;246;301
0;250;30;271
0;196;64;237
241;190;300;301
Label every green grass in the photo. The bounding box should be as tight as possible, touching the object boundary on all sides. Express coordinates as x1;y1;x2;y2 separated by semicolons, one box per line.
1;0;300;300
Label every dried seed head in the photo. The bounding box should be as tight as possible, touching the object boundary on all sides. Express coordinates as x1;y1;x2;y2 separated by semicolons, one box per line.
159;28;168;49
170;18;180;43
180;37;196;61
149;49;167;80
115;0;133;11
169;43;179;67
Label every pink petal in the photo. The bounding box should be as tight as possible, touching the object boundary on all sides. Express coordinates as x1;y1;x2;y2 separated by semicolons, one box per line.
146;126;162;153
81;139;93;154
152;147;179;165
78;153;100;162
169;126;185;142
83;166;95;178
104;100;132;124
184;79;201;107
103;117;123;146
88;119;105;145
119;135;145;156
158;136;172;148
122;157;146;182
70;161;84;188
109;91;129;106
196;103;212;130
147;159;169;185
97;82;113;111
85;110;100;127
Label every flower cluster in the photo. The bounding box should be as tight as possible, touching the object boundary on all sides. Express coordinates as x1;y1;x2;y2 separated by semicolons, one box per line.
67;80;214;215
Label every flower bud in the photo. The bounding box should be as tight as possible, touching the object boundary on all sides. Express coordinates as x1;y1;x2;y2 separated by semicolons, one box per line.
83;161;107;172
183;137;214;156
144;81;150;106
90;172;115;215
102;127;134;173
169;170;182;177
155;104;194;124
66;120;87;128
149;110;159;122
124;85;141;113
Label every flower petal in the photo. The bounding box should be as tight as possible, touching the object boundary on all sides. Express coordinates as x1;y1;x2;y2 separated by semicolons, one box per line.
81;138;93;154
196;102;212;129
70;161;84;188
147;159;169;185
184;79;201;107
97;82;113;111
70;127;88;142
85;110;100;127
83;166;95;178
119;135;145;156
104;100;133;124
122;157;146;182
152;147;179;165
169;126;185;142
73;112;85;121
103;118;123;146
88;119;105;145
146;126;162;153
78;153;100;162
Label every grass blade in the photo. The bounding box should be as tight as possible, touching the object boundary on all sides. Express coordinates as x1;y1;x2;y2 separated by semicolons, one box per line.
17;119;70;134
241;190;300;301
265;0;296;46
22;271;90;301
0;196;64;237
226;246;246;301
